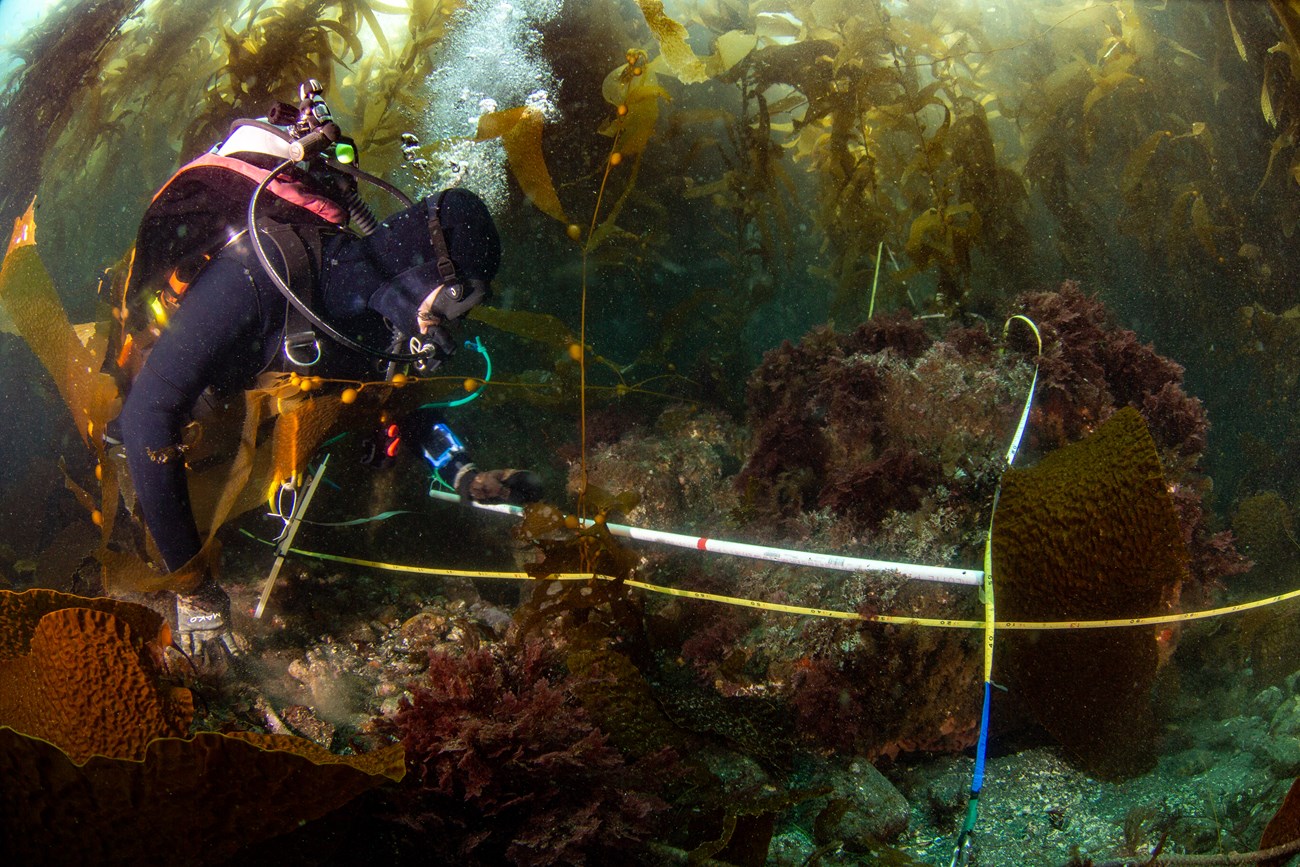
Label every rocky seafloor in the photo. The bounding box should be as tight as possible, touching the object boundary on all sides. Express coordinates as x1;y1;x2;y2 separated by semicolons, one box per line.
161;294;1300;864
189;512;1300;867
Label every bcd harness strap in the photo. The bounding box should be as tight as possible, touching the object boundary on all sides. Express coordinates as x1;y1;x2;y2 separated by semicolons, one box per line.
257;223;324;372
259;193;470;377
427;190;458;286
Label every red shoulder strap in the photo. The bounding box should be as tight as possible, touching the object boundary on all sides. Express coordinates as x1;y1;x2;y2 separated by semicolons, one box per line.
158;153;349;225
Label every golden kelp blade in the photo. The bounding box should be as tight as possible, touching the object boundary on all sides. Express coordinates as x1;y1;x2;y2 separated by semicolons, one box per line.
471;304;576;350
599;60;669;157
0;199;120;448
637;0;709;83
635;2;753;84
72;321;98;347
186;389;275;542
271;392;349;488
475;106;567;222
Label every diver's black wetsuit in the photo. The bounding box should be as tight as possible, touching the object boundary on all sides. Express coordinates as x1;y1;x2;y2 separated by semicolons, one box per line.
118;190;501;571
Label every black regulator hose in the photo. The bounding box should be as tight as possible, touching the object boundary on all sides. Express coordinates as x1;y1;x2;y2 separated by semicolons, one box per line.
340;185;380;236
325;159;414;237
247;158;433;365
326;157;415;211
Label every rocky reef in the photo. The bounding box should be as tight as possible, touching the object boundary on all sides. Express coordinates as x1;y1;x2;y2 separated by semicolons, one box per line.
579;282;1239;770
2;281;1266;865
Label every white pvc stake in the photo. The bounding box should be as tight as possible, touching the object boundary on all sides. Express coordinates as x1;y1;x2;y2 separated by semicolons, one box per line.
427;489;983;586
256;454;330;618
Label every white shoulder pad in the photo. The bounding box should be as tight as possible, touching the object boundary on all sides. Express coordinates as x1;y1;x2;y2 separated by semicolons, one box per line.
215;122;295;161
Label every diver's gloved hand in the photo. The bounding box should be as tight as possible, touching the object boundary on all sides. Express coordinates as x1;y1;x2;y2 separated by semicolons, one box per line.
174;581;244;672
416;278;488;335
455;467;543;505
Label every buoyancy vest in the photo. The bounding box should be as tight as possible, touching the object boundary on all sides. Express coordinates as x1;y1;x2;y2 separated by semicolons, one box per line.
119;119;350;333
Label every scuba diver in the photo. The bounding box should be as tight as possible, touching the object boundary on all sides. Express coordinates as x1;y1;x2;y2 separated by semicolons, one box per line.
110;81;541;666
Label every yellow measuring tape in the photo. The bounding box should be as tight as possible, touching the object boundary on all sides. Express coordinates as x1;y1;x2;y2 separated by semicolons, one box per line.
278;546;1300;631
265;318;1284;636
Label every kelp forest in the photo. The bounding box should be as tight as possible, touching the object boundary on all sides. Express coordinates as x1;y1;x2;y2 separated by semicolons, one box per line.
5;0;1300;865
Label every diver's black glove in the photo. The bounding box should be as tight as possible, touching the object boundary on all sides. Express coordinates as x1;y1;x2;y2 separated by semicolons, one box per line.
456;467;543;505
369;265;488;340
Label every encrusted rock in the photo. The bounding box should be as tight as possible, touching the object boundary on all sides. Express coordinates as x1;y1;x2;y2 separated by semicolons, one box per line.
400;610;449;649
282;704;336;748
809;758;910;845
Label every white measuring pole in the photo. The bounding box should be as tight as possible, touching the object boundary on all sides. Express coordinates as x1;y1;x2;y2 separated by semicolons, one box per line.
427;489;983;586
256;455;331;618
